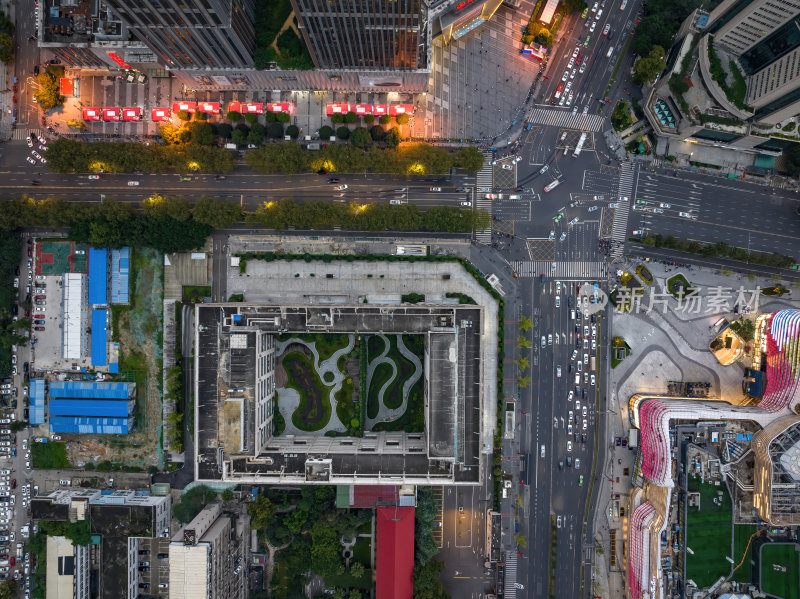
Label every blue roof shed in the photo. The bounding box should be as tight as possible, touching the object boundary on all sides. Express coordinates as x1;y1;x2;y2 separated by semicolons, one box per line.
88;247;108;305
29;379;46;425
49;416;133;435
48;381;134;400
49;398;134;418
91;309;108;367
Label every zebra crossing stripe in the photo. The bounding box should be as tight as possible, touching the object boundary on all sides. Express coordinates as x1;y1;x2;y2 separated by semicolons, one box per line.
525;108;604;132
474;151;493;244
511;261;608;278
504;553;518;599
610;162;636;257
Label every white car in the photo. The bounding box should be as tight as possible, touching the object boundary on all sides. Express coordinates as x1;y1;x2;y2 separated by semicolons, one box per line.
568;391;574;401
568;57;575;69
548;334;553;345
556;366;562;378
460;201;472;207
659;202;670;208
38;145;46;152
334;185;348;191
88;175;100;180
26;157;35;165
583;418;588;430
679;211;693;218
567;441;573;452
26;139;33;148
596;9;603;19
591;374;596;386
34;307;45;313
38;156;45;164
575;458;581;469
591;1;598;10
592;325;597;337
562;70;569;82
580;62;587;73
603;23;611;35
31;152;41;160
572;47;580;58
21;439;26;450
127;181;140;186
502;164;513;170
429;187;442;192
583;405;587;417
590;20;597;31
584;352;589;364
559;232;567;242
592;339;596;350
25;461;29;470
59;479;70;485
588;206;598;212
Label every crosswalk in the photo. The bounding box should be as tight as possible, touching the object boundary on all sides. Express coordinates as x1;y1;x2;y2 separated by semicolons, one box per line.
474;150;493;244
12;128;41;141
526;108;605;132
610;162;636;257
504;552;518;599
512;260;608;279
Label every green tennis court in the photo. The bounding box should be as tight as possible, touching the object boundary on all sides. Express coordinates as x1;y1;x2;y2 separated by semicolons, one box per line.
761;543;799;599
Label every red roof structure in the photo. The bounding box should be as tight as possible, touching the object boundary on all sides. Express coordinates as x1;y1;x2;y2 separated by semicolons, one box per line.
59;78;74;96
373;104;388;116
389;104;414;116
326;103;350;116
150;107;170;121
242;102;264;114
122;107;141;121
197;101;220;113
227;101;241;113
354;104;373;115
350;486;401;508
82;107;101;121
376;506;415;599
172;100;196;113
102;107;120;121
267;102;294;114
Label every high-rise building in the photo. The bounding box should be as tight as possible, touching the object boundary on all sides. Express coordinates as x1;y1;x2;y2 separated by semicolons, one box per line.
291;0;425;70
102;0;256;69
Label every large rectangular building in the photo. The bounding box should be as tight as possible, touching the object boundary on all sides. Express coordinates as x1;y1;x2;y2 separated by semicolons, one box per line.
194;304;486;486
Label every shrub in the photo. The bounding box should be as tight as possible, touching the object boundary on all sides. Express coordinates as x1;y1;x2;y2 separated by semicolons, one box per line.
319;125;333;139
370;125;385;141
331;113;344;125
265;111;277;123
783;121;797;132
345;111;358;124
195;111;208;121
276;111;291;123
364;114;375;124
176;110;192;121
217;123;233;139
350;127;372;148
286;124;300;138
336;126;351;140
379;114;391;125
396;113;410;125
226;110;242;122
245;113;259;124
267;122;284;138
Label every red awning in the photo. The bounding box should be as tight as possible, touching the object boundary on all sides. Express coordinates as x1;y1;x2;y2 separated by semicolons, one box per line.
326;103;350;116
82;108;101;121
122;107;141;121
197;101;220;113
354;104;373;115
267;102;294;114
227;101;241;113
242;102;264;114
376;506;414;599
373;104;388;116
59;78;74;96
102;107;120;121
171;100;196;113
150;107;170;121
389;104;414;116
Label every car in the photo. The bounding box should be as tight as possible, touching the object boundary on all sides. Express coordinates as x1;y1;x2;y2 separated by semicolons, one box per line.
585;16;592;26
584;34;592;46
52;435;61;441
603;23;611;34
568;410;574;422
33;308;44;313
659;202;670;208
633;205;645;211
24;462;29;470
26;139;32;148
679;211;693;218
460;201;472;207
583;352;589;364
621;0;627;7
568;390;574;401
430;187;442;192
555;296;560;308
553;213;563;223
548;230;555;240
559;232;567;242
592;325;597;337
38;145;46;152
592;338;596;350
579;62;587;73
34;296;44;301
591;374;596;386
557;515;562;528
588;206;598;212
334;184;348;191
501;164;513;171
572;47;580;58
590;20;597;31
32;487;37;497
541;335;546;348
591;1;598;10
31;152;41;160
327;178;340;184
583;418;588;430
484;193;501;199
562;70;569;82
88;175;100;180
577;360;582;372
21;440;26;450
25;158;35;165
556;366;561;378
539;165;549;175
653;208;664;214
567;441;573;452
567;57;575;69
567;424;573;436
127;181;140;186
569;217;579;226
575;54;583;65
596;8;602;18
548;334;552;345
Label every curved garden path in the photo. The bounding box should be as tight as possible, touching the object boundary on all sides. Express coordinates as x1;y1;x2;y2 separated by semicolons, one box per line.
275;335;355;434
365;334;423;426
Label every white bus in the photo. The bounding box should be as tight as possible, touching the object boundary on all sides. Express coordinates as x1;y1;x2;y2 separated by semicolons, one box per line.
544;179;562;193
572;132;588;157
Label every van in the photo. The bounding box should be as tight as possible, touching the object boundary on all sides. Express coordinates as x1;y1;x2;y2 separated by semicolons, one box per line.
571;310;576;320
606;46;614;58
509;194;521;200
540;445;545;458
575;374;580;385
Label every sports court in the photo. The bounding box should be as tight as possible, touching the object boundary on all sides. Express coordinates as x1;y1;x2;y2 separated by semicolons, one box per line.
685;476;733;588
37;241;89;275
760;543;800;599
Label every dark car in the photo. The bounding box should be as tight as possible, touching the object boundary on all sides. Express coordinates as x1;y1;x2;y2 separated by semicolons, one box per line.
30;181;41;186
9;401;16;409
23;409;28;420
34;327;44;332
139;550;150;556
157;553;168;559
139;567;150;572
214;175;227;180
327;178;340;183
10;305;17;316
457;187;468;192
10;480;15;489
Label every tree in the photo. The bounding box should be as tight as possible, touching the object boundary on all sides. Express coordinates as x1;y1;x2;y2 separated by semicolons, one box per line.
310;523;341;576
247;493;275;529
516;336;531;349
221;489;234;502
517;376;531;388
33;72;63;111
331;113;344;125
364;114;375;124
534;29;552;46
563;0;587;12
709;337;724;351
231;129;247;145
286;124;300;138
227;110;242;122
173;485;217;523
350;562;365;578
370;125;385;141
319;125;333;139
386;126;402;148
0;33;12;63
189;122;215;146
350;127;372;148
633;45;667;84
519;315;534;332
217;123;233;139
413;560;449;599
247;123;265;146
344;111;358;124
379;114;392;125
514;533;527;548
176;110;192;122
9;420;27;432
514;356;529;372
0;581;17;599
336;126;351;140
454;147;484;172
66;119;87;130
267;122;284;138
784;144;800;176
396;113;409;125
245;113;259;125
276;111;291;123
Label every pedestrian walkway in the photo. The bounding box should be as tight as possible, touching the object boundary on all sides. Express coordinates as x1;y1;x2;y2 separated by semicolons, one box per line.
610;162;636;256
503;552;518;599
526;108;605;132
474;151;493;244
13;128;41;141
512;260;608;279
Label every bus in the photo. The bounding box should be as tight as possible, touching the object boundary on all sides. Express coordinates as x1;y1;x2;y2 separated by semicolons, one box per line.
591;356;596;371
572;132;588;157
544;179;561;193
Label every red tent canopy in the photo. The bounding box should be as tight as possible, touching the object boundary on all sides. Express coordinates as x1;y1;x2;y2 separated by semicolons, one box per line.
227;101;241;113
122;107;141;121
171;100;196;113
326;103;350;116
150;107;170;121
197;101;220;113
102;107;120;121
267;102;294;114
373;104;388;116
82;108;101;121
354;104;373;115
389;104;414;116
376;506;414;599
242;102;264;114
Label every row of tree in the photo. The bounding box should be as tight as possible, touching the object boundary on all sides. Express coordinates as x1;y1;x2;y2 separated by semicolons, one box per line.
246;142;485;175
0;234;27;378
46;138;236;174
160;121;298;147
636;233;796;268
330;112;409;127
246;198;490;233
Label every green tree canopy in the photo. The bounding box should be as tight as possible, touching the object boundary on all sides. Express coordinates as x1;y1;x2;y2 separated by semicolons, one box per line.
319;125;333;139
226;110;242;122
336;126;351;140
344;111;358;124
350;127;372;148
386;126;402;148
633;45;667;84
267;122;284;138
0;33;13;63
33;72;63;111
286;124;300;138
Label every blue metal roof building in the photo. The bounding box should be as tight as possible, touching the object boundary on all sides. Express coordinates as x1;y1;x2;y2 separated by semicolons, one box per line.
49;416;134;435
88;247;108;305
110;247;130;304
29;379;46;425
49;398;134;418
91;310;108;367
48;381;134;400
